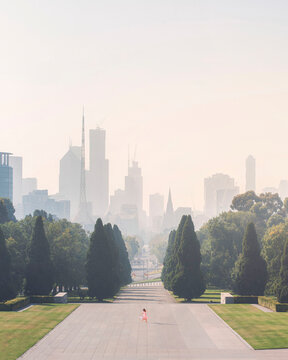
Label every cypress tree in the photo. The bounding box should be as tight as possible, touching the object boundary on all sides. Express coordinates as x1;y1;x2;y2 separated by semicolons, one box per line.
234;222;267;296
25;216;54;295
104;223;121;293
164;216;187;290
113;225;132;286
277;239;288;303
0;227;16;301
161;230;176;288
86;219;116;301
171;216;206;301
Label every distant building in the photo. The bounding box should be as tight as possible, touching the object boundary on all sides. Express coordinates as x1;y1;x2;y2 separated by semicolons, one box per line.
162;189;176;230
87;127;109;217
246;155;256;192
125;161;143;213
9;156;22;207
59;146;81;219
0;152;13;201
279;180;288;200
23;190;70;219
174;207;192;226
149;193;164;233
262;187;278;194
22;178;37;196
109;189;126;215
204;174;239;218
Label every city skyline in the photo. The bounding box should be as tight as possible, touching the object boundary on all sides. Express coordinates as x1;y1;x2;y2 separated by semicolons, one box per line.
1;1;288;210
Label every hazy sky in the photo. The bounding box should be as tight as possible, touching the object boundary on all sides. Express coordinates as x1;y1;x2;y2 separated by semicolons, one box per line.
1;1;288;211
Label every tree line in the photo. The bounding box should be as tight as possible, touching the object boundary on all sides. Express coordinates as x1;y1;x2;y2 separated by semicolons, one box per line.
161;191;288;303
0;199;132;302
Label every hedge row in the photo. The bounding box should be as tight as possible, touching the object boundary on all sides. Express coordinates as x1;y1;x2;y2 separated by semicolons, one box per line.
233;296;258;304
30;296;55;304
0;297;30;311
258;296;288;312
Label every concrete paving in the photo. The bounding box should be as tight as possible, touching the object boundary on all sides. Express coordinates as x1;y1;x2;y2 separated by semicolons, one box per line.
18;284;288;360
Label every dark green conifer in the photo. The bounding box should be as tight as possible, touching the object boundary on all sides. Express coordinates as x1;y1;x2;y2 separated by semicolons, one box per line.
86;219;116;301
161;230;176;288
277;239;288;303
25;216;54;295
113;225;132;286
164;216;187;290
0;227;16;301
171;216;206;301
233;222;267;295
104;223;121;293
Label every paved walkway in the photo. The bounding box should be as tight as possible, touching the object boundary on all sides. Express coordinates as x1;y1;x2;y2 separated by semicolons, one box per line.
19;285;288;360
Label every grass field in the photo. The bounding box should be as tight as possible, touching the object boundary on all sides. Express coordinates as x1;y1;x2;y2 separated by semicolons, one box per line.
0;304;78;360
173;288;225;303
210;304;288;350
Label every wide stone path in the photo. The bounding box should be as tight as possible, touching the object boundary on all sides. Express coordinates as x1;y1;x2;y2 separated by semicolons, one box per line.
19;284;288;360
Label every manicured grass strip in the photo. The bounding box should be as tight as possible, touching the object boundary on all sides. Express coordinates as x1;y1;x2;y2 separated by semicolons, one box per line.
0;303;78;360
210;304;288;350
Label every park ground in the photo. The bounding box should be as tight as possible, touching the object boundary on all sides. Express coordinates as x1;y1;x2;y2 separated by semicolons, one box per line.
1;284;288;359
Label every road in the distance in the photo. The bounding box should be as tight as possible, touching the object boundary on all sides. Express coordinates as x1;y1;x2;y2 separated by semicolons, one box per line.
19;283;288;360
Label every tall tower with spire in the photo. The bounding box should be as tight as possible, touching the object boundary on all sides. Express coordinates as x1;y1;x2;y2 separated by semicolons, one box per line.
162;188;175;230
74;109;93;227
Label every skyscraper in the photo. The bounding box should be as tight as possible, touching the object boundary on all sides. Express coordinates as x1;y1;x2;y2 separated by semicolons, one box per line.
204;173;239;218
0;152;13;201
9;156;22;207
246;155;256;192
74;110;93;227
87;127;109;217
149;193;164;233
125;161;143;213
59;146;81;219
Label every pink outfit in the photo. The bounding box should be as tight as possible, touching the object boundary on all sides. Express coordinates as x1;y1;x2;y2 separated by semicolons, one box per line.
142;311;147;321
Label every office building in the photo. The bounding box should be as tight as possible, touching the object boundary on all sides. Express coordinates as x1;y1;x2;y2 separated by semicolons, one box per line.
204;173;239;218
0;152;13;201
23;190;70;219
22;178;37;196
9;156;22;206
149;193;164;233
59;146;81;219
246;155;256;192
87;127;109;217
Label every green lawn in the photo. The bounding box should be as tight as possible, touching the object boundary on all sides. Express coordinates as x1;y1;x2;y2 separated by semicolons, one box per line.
0;304;78;360
210;304;288;350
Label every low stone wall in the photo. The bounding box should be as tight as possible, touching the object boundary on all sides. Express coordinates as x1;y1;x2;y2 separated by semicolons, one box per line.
54;292;68;304
220;292;234;304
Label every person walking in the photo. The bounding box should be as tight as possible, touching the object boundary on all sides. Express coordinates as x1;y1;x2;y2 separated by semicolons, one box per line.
142;308;147;323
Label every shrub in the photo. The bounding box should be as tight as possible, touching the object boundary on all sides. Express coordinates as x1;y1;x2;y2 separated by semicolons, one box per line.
233;295;258;304
30;295;54;303
0;297;30;311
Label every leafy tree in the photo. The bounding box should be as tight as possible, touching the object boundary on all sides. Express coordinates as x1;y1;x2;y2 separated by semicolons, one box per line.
113;225;132;286
25;216;54;295
171;216;205;301
33;210;54;222
231;191;260;212
262;223;287;294
233;223;267;295
149;233;168;264
0;227;16;301
124;236;140;261
86;219;117;301
277;239;288;303
0;200;9;224
199;211;256;288
47;219;88;291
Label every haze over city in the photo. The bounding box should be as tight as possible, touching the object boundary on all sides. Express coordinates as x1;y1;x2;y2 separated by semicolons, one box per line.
1;0;288;211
